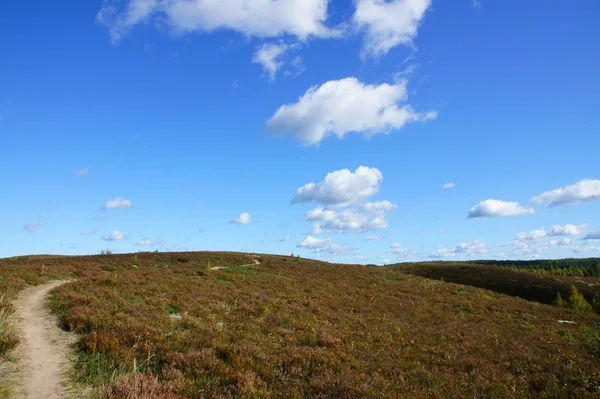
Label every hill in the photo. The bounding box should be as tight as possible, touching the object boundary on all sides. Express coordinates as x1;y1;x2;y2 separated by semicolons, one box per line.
1;252;600;398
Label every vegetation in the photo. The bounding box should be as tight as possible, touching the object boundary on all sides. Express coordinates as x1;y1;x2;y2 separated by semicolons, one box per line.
459;258;600;277
1;252;600;397
401;262;600;308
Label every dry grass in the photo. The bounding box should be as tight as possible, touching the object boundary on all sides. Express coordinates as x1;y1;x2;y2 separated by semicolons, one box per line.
1;252;600;398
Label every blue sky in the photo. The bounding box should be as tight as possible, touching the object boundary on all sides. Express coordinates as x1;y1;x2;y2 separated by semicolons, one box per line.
1;0;599;263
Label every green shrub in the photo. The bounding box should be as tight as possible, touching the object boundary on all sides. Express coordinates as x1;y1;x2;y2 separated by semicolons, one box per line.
567;285;593;312
553;292;564;307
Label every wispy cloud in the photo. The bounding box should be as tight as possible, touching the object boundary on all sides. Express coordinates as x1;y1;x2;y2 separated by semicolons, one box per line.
23;221;42;233
102;197;132;211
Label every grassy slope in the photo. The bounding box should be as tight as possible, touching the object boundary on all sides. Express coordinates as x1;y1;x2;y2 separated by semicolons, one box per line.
1;252;599;398
398;262;600;305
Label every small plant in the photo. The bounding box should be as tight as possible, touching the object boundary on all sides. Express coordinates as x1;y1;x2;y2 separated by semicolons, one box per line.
0;300;18;357
101;249;113;255
567;285;593;312
553;292;564;308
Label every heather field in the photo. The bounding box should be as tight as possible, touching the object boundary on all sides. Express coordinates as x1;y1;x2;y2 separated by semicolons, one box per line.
1;252;600;398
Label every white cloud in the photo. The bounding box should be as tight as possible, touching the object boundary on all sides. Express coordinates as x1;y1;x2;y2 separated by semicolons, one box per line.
549;238;575;247
443;182;455;189
278;236;291;242
507;224;586;244
79;229;99;236
355;255;366;261
297;236;352;257
310;223;324;235
102;230;128;241
231;212;253;225
455;240;488;256
136;238;163;246
364;235;383;241
97;0;337;44
267;77;436;146
546;224;586;236
531;179;600;208
389;243;419;259
323;208;389;232
23;221;41;233
75;168;89;176
364;200;397;212
103;197;132;211
467;199;534;218
515;228;547;241
429;240;488;258
353;0;432;58
472;0;482;8
303;207;391;233
440;228;447;234
303;208;337;222
295;166;397;234
429;248;455;259
252;41;300;81
293;166;383;208
583;230;600;241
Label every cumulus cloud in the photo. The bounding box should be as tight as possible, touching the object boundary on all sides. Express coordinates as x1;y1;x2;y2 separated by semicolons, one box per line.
297;236;353;257
252;41;300;81
505;224;586;246
267;77;436;146
75;168;89;176
102;230;128;241
353;0;432;58
429;248;455;259
303;206;393;234
389;243;419;259
293;166;383;208
546;224;586;236
79;229;99;236
279;236;291;242
549;238;575;247
467;199;534;218
23;221;42;233
294;166;397;234
364;235;383;241
531;179;600;208
103;197;132;211
429;240;488;258
231;212;253;225
97;0;337;44
443;182;455;189
364;200;397;212
136;238;163;246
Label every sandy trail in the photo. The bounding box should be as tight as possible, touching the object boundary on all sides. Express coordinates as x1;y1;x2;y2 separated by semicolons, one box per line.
13;280;76;399
210;256;261;271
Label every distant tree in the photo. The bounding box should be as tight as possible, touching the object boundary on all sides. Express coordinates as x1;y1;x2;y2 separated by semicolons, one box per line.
567;285;593;312
553;292;564;308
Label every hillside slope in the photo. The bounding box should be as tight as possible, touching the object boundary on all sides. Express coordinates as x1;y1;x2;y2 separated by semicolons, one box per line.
1;252;600;398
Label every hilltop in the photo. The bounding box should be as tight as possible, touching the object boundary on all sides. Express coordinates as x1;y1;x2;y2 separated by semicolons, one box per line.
1;252;600;398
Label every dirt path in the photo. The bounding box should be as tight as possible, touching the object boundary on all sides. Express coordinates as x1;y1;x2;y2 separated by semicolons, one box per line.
13;280;77;399
210;256;261;271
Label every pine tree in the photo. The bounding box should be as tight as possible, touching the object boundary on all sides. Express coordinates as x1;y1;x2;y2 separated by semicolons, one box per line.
567;285;593;312
553;292;564;308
